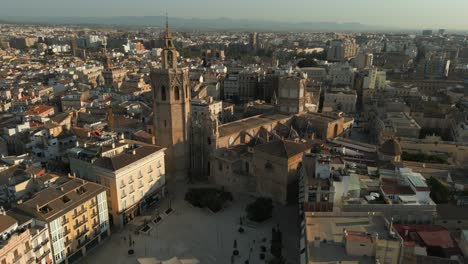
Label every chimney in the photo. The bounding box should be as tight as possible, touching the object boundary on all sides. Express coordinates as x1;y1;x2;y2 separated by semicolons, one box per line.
36;205;40;212
404;228;409;237
75;141;79;147
87;132;91;138
112;143;115;148
373;232;379;242
132;150;136;155
84;143;87;148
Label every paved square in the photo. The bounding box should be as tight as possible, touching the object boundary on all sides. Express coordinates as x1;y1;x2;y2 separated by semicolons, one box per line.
84;183;299;264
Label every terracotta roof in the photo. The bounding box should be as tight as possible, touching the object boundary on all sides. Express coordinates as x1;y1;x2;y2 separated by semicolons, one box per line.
0;214;17;233
381;178;415;195
345;230;375;243
24;105;53;116
393;224;460;257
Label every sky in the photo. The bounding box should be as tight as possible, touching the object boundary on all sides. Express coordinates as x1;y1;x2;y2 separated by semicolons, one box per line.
1;0;468;30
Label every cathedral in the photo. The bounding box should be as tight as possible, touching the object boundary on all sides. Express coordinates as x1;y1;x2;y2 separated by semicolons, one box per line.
151;22;351;190
151;22;191;178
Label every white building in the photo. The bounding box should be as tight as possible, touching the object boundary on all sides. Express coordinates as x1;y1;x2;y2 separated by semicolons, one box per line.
323;87;357;113
329;63;356;86
363;68;387;90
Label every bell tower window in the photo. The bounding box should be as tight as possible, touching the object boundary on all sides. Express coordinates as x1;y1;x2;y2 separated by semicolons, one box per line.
175;86;180;100
161;85;167;101
167;52;173;68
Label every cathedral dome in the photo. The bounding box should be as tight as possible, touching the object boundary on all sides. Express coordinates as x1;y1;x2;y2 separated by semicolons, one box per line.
379;139;402;156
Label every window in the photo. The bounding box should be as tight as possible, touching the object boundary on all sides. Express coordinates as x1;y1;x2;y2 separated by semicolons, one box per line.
161;86;167;101
175;86;180;100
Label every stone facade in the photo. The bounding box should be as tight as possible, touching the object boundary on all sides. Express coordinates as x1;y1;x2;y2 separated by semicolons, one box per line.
151;25;191;177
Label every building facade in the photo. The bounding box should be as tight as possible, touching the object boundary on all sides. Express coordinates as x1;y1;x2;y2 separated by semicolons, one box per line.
151;24;191;177
69;140;166;227
17;178;110;264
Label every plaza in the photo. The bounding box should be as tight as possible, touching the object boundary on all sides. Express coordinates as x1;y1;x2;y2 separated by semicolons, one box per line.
84;182;300;264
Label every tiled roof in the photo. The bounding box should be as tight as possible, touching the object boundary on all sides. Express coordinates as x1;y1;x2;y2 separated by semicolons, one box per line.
254;140;311;159
93;145;164;171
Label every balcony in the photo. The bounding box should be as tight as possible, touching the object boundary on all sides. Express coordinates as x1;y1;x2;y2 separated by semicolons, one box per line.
129;189;135;194
26;257;35;264
128;179;134;184
34;244;41;252
12;254;22;262
62;218;70;225
73;208;86;218
41;238;49;246
91;211;98;218
65;239;72;246
37;250;50;261
25;244;32;252
74;218;88;229
63;228;71;236
120;183;126;189
76;229;88;239
89;201;97;207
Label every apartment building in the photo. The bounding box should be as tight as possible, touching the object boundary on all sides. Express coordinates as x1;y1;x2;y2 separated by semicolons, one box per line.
17;178;109;264
68;140;166;227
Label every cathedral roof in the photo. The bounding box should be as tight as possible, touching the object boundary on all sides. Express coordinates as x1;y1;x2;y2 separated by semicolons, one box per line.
254;140;311;159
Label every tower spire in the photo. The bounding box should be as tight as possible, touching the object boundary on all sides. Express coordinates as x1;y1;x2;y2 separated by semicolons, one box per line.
164;12;172;43
165;12;169;32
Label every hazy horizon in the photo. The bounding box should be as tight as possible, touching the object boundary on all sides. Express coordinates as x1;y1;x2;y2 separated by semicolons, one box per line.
1;0;468;30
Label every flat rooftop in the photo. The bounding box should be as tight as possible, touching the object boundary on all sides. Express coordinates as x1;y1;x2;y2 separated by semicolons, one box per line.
305;212;392;264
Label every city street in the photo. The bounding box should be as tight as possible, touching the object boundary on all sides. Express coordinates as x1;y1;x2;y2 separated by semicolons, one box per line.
84;182;300;264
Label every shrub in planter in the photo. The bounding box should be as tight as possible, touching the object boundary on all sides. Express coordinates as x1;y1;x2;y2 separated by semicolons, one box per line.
246;197;273;222
207;197;223;212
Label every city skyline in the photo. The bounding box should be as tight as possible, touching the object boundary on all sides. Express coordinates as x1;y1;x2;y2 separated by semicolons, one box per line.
1;0;468;30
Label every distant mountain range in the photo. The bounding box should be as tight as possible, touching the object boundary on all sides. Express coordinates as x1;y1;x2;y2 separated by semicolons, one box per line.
0;15;393;32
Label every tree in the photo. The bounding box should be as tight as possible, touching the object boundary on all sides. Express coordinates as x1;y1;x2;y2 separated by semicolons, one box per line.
270;226;283;258
427;177;451;203
246;198;273;222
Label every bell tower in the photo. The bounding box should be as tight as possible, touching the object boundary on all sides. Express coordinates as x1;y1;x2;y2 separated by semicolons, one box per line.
151;19;191;178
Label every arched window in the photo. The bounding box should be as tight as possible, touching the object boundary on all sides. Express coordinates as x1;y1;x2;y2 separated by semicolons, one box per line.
167;52;173;68
175;86;180;100
161;85;166;101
